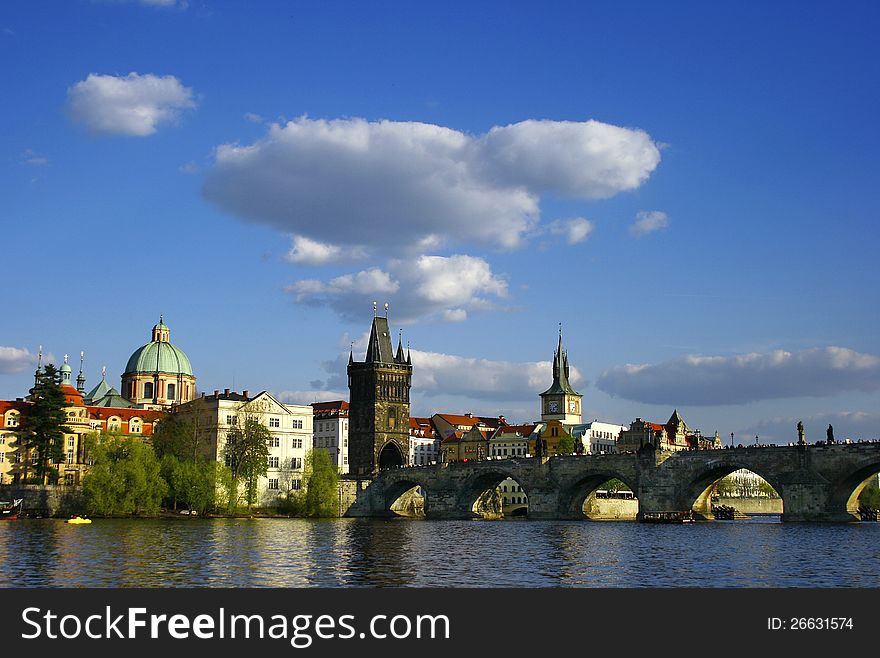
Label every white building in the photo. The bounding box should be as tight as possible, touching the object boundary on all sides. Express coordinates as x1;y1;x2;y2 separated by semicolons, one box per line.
571;420;628;454
409;417;440;465
312;400;349;474
176;389;313;505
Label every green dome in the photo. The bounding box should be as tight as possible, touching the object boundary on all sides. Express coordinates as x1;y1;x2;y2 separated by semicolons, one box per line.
124;341;193;376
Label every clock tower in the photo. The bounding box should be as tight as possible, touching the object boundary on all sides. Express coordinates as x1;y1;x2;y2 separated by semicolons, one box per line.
540;326;582;424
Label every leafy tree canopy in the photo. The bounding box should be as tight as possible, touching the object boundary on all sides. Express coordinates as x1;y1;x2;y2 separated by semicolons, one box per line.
23;363;68;483
82;435;167;516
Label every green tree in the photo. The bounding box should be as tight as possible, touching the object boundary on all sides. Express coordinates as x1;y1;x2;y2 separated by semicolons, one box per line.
161;454;219;514
152;411;200;461
224;416;270;508
82;435;167;515
283;449;339;517
601;478;626;494
22;363;68;484
859;481;880;509
555;434;575;455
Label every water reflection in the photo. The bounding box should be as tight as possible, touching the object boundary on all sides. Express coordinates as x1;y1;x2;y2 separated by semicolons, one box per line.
1;517;879;588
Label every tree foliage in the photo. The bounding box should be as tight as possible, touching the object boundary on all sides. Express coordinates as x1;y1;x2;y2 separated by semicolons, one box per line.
152;411;200;461
160;454;219;514
82;435;167;515
224;416;270;507
282;449;339;517
859;481;880;509
555;434;575;455
22;363;67;483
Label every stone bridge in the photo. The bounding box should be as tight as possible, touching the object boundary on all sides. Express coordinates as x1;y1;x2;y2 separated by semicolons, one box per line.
342;442;880;522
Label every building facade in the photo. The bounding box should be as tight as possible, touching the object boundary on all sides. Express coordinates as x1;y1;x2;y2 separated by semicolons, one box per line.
409;417;440;466
347;310;412;476
312;400;349;474
174;390;312;504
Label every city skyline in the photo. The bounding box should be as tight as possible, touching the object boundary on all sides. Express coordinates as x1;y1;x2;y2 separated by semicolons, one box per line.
2;1;879;443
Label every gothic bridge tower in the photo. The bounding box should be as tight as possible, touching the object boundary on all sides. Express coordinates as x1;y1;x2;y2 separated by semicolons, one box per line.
348;304;412;477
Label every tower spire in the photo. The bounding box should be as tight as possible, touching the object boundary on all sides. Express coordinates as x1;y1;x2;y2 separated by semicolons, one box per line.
76;351;86;393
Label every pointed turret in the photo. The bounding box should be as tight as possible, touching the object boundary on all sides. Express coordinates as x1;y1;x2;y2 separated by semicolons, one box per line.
364;315;395;363
542;327;578;396
76;351;86;393
395;330;405;362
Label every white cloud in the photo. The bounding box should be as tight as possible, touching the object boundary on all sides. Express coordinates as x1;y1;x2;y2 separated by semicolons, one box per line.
410;348;583;402
179;161;199;174
21;149;49;166
474;119;660;198
0;347;37;374
629;210;669;237
277;389;349;405
285;254;508;323
318;345;583;407
284;235;370;266
597;347;880;406
67;72;196;136
139;0;188;8
203;116;661;257
548;217;594;244
243;112;264;123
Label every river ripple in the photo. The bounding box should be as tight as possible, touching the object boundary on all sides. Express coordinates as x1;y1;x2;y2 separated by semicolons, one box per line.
1;517;878;587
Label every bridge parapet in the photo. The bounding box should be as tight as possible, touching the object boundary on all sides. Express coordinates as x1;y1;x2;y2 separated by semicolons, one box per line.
343;443;880;522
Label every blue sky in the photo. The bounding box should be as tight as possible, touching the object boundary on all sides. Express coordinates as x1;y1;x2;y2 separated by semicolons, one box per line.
2;0;879;444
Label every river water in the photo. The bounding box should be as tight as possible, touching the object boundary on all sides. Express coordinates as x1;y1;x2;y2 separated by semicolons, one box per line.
2;516;878;588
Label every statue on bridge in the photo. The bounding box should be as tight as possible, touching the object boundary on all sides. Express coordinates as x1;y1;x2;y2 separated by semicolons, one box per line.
827;424;835;444
797;421;805;446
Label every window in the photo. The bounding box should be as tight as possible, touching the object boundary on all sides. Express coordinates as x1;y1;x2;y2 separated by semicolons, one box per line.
269;417;280;428
108;417;120;432
291;479;302;490
0;436;4;445
292;419;304;429
64;472;75;485
290;457;302;469
6;413;19;427
66;449;74;465
0;452;4;463
167;383;176;401
292;438;303;449
143;382;154;399
226;415;237;426
343;456;348;464
268;436;280;447
268;478;279;490
268;456;279;468
67;437;75;448
130;419;142;434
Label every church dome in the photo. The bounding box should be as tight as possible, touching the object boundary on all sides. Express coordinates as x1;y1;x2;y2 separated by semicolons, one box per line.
123;317;193;377
124;342;193;376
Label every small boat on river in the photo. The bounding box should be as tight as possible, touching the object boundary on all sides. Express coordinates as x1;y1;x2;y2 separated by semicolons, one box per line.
66;516;92;524
1;498;23;520
641;510;695;523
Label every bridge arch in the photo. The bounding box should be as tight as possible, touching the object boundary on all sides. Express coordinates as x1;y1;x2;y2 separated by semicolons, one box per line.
456;466;528;518
680;459;784;519
378;473;432;517
559;472;639;519
827;455;880;519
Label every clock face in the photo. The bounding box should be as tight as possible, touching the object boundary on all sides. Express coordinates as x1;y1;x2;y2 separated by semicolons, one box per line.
569;400;577;412
548;401;559;413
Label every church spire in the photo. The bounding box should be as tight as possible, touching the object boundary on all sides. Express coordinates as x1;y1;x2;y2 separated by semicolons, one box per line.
396;329;405;362
76;351;86;393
